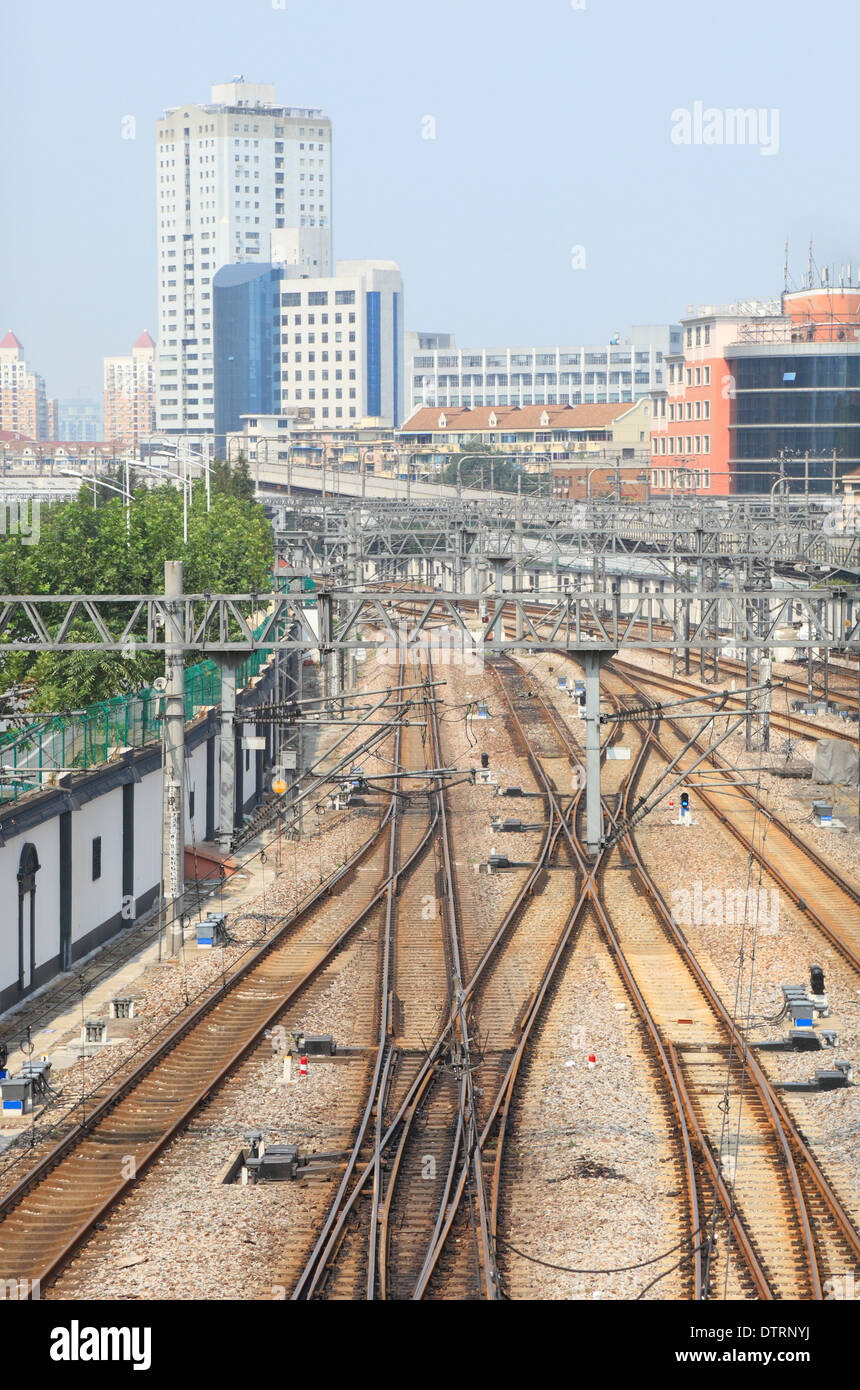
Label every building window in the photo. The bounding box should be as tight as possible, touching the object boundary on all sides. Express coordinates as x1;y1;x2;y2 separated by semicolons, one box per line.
704;366;711;385
92;836;102;881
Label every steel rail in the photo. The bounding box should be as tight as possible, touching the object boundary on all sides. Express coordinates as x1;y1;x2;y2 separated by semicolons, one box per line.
0;680;426;1293
476;665;705;1301
533;663;823;1297
291;700;438;1300
606;662;860;971
603;665;860;1267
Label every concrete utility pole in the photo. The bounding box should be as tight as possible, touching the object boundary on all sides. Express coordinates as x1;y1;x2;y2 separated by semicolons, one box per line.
218;656;241;853
162;560;185;955
515;487;525;643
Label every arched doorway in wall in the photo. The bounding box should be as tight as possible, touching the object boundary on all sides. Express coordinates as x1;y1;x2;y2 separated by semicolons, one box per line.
17;842;40;994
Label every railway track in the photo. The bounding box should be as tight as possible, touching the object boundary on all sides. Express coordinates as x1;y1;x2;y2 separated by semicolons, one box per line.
603;662;860;975
0;675;422;1295
608;655;859;750
514;655;860;1298
287;649;618;1298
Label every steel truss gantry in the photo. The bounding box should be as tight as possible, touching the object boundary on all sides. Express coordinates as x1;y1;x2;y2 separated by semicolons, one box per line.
0;584;855;653
263;493;860;575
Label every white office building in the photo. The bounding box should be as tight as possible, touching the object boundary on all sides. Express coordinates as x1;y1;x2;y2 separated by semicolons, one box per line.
213;259;405;442
407;325;682;413
155;79;333;436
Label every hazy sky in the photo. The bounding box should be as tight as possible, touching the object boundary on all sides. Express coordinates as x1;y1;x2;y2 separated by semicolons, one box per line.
2;0;859;402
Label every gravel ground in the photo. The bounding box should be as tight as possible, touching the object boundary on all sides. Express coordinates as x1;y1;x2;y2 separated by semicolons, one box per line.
502;921;687;1301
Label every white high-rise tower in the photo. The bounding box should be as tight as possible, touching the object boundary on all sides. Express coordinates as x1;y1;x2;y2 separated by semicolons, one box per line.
155;80;333;436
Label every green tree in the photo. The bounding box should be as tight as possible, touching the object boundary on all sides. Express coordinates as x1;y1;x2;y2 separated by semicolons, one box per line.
210;453;255;501
440;441;543;494
0;481;273;710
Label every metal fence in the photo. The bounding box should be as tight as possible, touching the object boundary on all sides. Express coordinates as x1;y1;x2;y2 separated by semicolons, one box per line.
0;645;271;803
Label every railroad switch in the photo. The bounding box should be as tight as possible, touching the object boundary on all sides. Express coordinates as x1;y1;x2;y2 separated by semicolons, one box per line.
789;1028;838;1052
490;817;544;833
781;1060;853;1093
814;1061;852;1090
237;1132;349;1183
246;1144;303;1182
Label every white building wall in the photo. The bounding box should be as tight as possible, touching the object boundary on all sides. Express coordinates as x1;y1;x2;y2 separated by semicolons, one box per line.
277;260;405;428
133;764;163;906
0;821;60;1002
0;667;278;1015
72;791;125;941
184;736;209;844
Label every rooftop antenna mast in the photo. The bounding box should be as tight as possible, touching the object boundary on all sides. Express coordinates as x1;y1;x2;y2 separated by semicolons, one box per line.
783;239;789;293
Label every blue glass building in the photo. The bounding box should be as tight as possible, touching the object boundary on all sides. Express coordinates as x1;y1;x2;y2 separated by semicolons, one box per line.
213;263;283;452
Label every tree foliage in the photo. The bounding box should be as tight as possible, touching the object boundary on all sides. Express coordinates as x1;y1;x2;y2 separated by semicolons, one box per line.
0;477;273;710
440;441;545;495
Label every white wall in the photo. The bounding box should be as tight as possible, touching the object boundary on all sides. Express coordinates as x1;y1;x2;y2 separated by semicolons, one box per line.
0;820;60;1000
73;790;124;942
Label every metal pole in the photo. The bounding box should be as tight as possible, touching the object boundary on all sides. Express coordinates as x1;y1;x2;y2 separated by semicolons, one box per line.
515;482;524;643
296;649;305;838
218;657;238;854
583;652;603;857
162;560;185;955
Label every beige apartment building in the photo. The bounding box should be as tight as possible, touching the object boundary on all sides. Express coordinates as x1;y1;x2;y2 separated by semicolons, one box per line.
0;330;55;439
104;332;157;447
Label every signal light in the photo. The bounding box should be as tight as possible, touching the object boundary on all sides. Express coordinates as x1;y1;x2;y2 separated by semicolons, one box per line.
680;791;689;814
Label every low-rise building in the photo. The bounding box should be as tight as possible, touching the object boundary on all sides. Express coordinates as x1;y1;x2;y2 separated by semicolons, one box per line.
400;399;652;474
408;325;681;414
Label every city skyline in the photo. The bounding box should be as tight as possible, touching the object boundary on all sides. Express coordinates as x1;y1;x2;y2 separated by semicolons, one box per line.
3;0;860;401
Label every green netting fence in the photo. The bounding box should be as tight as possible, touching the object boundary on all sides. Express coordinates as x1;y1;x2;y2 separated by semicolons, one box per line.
0;640;272;804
